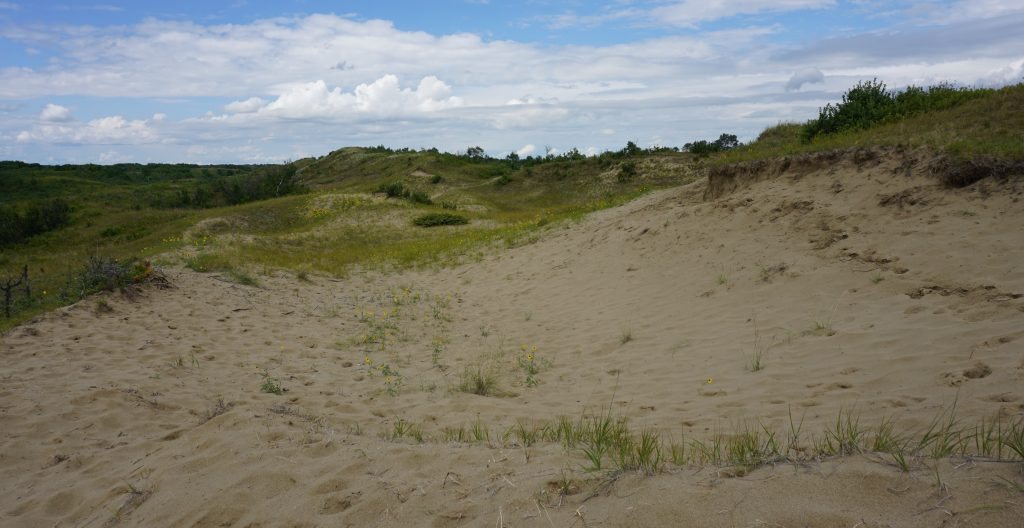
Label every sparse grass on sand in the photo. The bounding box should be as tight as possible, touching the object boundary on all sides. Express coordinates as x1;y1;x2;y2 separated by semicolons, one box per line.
376;405;1024;476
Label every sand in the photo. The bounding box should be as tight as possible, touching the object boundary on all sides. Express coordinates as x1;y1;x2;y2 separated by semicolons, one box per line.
2;148;1023;527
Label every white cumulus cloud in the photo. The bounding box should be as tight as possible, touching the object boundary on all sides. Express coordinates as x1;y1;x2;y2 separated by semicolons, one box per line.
223;75;462;120
39;103;73;122
17;115;159;144
224;97;265;114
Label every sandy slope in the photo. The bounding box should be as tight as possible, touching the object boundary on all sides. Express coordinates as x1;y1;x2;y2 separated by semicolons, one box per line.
2;149;1023;527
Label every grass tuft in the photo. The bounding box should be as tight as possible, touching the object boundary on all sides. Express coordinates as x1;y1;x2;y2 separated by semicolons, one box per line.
456;366;500;397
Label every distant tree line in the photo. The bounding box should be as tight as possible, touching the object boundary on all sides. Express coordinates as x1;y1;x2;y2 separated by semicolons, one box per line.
353;138;742;170
682;134;741;156
164;164;301;208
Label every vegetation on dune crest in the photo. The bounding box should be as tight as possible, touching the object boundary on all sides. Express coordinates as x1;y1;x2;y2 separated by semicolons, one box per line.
719;81;1024;163
800;79;994;142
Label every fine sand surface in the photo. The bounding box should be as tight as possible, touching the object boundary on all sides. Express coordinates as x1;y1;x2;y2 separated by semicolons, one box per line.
2;150;1023;527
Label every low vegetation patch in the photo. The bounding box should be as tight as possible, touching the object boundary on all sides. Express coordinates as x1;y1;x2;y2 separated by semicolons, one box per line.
412;212;469;227
60;256;168;302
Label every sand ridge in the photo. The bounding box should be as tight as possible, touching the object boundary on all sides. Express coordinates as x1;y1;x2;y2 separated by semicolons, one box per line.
2;149;1023;526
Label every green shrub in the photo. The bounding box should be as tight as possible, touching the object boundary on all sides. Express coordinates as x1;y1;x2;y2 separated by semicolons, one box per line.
408;190;433;205
377;181;408;198
617;161;637;182
377;181;432;204
801;79;992;142
412;212;469;227
58;256;160;302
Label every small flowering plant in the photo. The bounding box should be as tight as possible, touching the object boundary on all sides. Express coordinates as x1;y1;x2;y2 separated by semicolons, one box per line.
517;345;551;387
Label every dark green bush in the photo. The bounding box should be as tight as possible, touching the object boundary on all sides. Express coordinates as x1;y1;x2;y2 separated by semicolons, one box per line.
801;79;991;142
378;181;408;198
412;213;469;227
408;190;433;205
0;198;72;246
617;161;637;182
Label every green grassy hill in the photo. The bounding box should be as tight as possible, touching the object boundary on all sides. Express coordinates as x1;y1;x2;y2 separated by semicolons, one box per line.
0;147;695;330
2;80;1021;331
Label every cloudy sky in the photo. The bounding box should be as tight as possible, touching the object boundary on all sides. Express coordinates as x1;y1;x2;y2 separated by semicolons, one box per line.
1;1;1022;164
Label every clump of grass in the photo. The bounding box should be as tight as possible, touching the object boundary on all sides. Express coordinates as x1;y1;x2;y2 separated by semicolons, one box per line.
916;401;965;458
748;317;769;372
412;212;469;227
390;418;422;441
456;366;499;396
226;269;259;286
612;428;664;474
470;417;491;444
1000;417;1024;459
441;425;467;443
513;421;540;447
821;408;865;456
805;316;836;337
716;273;729;286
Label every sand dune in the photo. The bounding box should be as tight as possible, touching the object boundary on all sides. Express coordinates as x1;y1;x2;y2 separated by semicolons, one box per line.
2;148;1023;527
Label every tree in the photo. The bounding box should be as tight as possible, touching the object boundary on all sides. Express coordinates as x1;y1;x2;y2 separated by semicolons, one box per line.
466;146;485;158
713;133;739;150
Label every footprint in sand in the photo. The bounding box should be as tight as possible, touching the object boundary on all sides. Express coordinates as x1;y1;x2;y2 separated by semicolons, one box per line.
942;361;992;386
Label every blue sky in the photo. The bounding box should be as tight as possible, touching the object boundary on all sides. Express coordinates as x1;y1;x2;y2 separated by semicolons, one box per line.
1;1;1022;164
